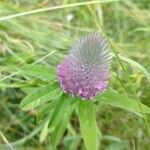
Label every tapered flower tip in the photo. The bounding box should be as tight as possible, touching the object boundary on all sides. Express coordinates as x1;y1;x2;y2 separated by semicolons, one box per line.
57;33;110;100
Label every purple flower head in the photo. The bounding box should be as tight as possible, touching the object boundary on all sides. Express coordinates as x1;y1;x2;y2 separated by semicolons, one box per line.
57;33;110;100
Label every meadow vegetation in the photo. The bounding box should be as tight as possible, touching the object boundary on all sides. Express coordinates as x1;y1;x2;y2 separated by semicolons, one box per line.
0;0;150;150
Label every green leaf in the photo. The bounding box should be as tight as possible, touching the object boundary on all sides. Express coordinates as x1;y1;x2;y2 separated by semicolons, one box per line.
50;101;77;149
107;141;128;150
39;115;50;144
48;94;72;129
115;54;150;84
66;136;81;150
21;64;56;80
77;101;99;150
21;84;62;110
37;100;57;123
97;89;150;115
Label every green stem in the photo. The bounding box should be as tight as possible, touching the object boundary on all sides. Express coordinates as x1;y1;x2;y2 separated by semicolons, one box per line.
0;0;121;21
112;47;150;138
0;130;15;150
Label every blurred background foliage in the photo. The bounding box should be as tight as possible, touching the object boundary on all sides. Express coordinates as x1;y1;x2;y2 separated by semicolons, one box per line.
0;0;150;150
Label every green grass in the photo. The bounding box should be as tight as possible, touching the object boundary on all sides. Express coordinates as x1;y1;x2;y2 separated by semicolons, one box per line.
0;0;150;150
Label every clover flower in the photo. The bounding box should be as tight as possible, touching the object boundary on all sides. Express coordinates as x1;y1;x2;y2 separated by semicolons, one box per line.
57;33;110;100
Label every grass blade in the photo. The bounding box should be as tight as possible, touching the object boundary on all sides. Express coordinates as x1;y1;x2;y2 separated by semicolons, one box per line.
119;55;150;84
0;0;121;21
